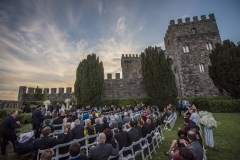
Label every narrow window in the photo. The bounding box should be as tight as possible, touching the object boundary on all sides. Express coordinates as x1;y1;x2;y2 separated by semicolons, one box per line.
192;28;196;34
185;46;189;52
183;46;186;53
209;42;213;50
206;43;209;50
199;64;205;72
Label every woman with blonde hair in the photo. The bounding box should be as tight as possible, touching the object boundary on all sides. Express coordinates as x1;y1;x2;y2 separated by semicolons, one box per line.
84;119;96;144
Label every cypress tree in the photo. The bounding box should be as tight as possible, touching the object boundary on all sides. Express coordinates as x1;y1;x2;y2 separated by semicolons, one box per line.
209;40;240;99
141;46;178;108
74;54;104;107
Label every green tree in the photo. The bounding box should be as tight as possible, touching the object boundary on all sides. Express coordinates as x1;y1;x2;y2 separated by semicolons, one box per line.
141;46;178;108
34;86;47;101
74;54;104;107
209;40;240;99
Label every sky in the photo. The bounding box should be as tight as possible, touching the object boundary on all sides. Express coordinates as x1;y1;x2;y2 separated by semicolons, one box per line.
0;0;239;100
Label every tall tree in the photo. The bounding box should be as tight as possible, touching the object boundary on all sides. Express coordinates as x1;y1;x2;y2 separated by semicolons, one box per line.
34;86;47;101
74;54;104;107
209;40;240;99
141;46;178;108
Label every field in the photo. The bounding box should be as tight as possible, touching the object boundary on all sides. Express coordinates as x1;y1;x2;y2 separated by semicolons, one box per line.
0;113;240;160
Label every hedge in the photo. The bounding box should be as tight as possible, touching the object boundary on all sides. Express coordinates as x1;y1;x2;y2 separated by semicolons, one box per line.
100;98;151;109
183;97;240;113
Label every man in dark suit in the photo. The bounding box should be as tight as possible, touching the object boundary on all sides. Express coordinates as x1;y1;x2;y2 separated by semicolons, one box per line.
141;116;152;143
71;119;84;146
53;114;63;130
1;110;20;156
153;112;162;132
71;111;78;122
88;133;119;160
48;103;54;113
55;102;60;113
133;120;143;139
176;99;182;116
94;118;104;133
32;105;42;138
114;122;128;156
34;126;68;159
127;120;140;153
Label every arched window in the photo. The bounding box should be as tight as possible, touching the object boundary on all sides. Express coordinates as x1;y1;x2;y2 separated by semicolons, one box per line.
199;64;205;73
192;28;196;34
206;42;213;50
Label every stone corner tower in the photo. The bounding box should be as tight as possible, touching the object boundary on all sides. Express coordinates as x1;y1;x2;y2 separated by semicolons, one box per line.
121;54;143;79
164;13;221;97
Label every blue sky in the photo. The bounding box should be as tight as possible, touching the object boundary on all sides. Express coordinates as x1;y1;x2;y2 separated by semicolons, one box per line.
0;0;239;100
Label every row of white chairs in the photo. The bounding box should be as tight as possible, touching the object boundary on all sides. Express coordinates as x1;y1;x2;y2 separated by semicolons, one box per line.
37;125;164;160
163;112;177;130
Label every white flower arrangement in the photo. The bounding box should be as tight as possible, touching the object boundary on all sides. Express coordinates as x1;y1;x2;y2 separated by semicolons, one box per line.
43;100;51;105
198;111;219;129
65;99;70;103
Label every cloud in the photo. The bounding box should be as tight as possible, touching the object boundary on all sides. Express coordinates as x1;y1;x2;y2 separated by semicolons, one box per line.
181;14;189;19
116;17;127;36
98;2;103;14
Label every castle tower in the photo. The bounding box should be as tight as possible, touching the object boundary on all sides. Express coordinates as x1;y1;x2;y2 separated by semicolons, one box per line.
18;86;27;101
164;14;221;97
121;54;143;79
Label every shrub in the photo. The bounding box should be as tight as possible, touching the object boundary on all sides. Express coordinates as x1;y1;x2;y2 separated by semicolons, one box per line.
182;96;240;113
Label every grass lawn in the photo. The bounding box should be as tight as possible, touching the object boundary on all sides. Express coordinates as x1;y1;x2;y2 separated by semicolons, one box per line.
1;113;240;160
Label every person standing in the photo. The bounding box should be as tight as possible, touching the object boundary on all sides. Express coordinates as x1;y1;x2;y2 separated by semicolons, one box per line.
176;100;182;116
32;105;42;138
1;110;20;156
41;105;46;118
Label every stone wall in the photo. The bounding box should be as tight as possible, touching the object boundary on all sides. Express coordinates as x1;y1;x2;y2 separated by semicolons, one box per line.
164;14;220;97
101;78;148;99
0;100;23;109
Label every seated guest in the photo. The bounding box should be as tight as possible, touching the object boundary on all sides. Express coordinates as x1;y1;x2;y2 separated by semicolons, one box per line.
98;114;103;124
53;114;63;130
40;149;54;160
45;111;52;118
67;117;75;129
78;116;85;126
88;133;119;160
122;112;130;125
127;120;140;153
40;119;54;134
133;120;143;139
42;115;53;126
179;147;196;160
94;118;104;133
109;115;119;129
177;117;195;138
82;113;89;120
141;116;152;143
114;122;128;157
148;116;156;131
68;142;87;160
189;108;198;124
178;130;203;160
153;112;162;128
161;107;172;124
71;119;84;146
58;124;73;156
89;114;95;125
71;111;78;122
84;119;96;144
103;117;110;130
34;127;68;159
103;128;118;160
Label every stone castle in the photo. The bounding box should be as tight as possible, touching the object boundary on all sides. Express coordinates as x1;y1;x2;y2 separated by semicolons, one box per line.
18;13;220;102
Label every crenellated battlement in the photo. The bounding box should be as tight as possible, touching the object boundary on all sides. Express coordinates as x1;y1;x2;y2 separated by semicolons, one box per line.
122;54;139;58
169;14;215;26
18;86;74;95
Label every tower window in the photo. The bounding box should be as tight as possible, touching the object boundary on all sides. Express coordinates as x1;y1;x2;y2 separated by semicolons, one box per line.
206;42;213;50
199;64;205;73
183;45;189;53
192;28;196;34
